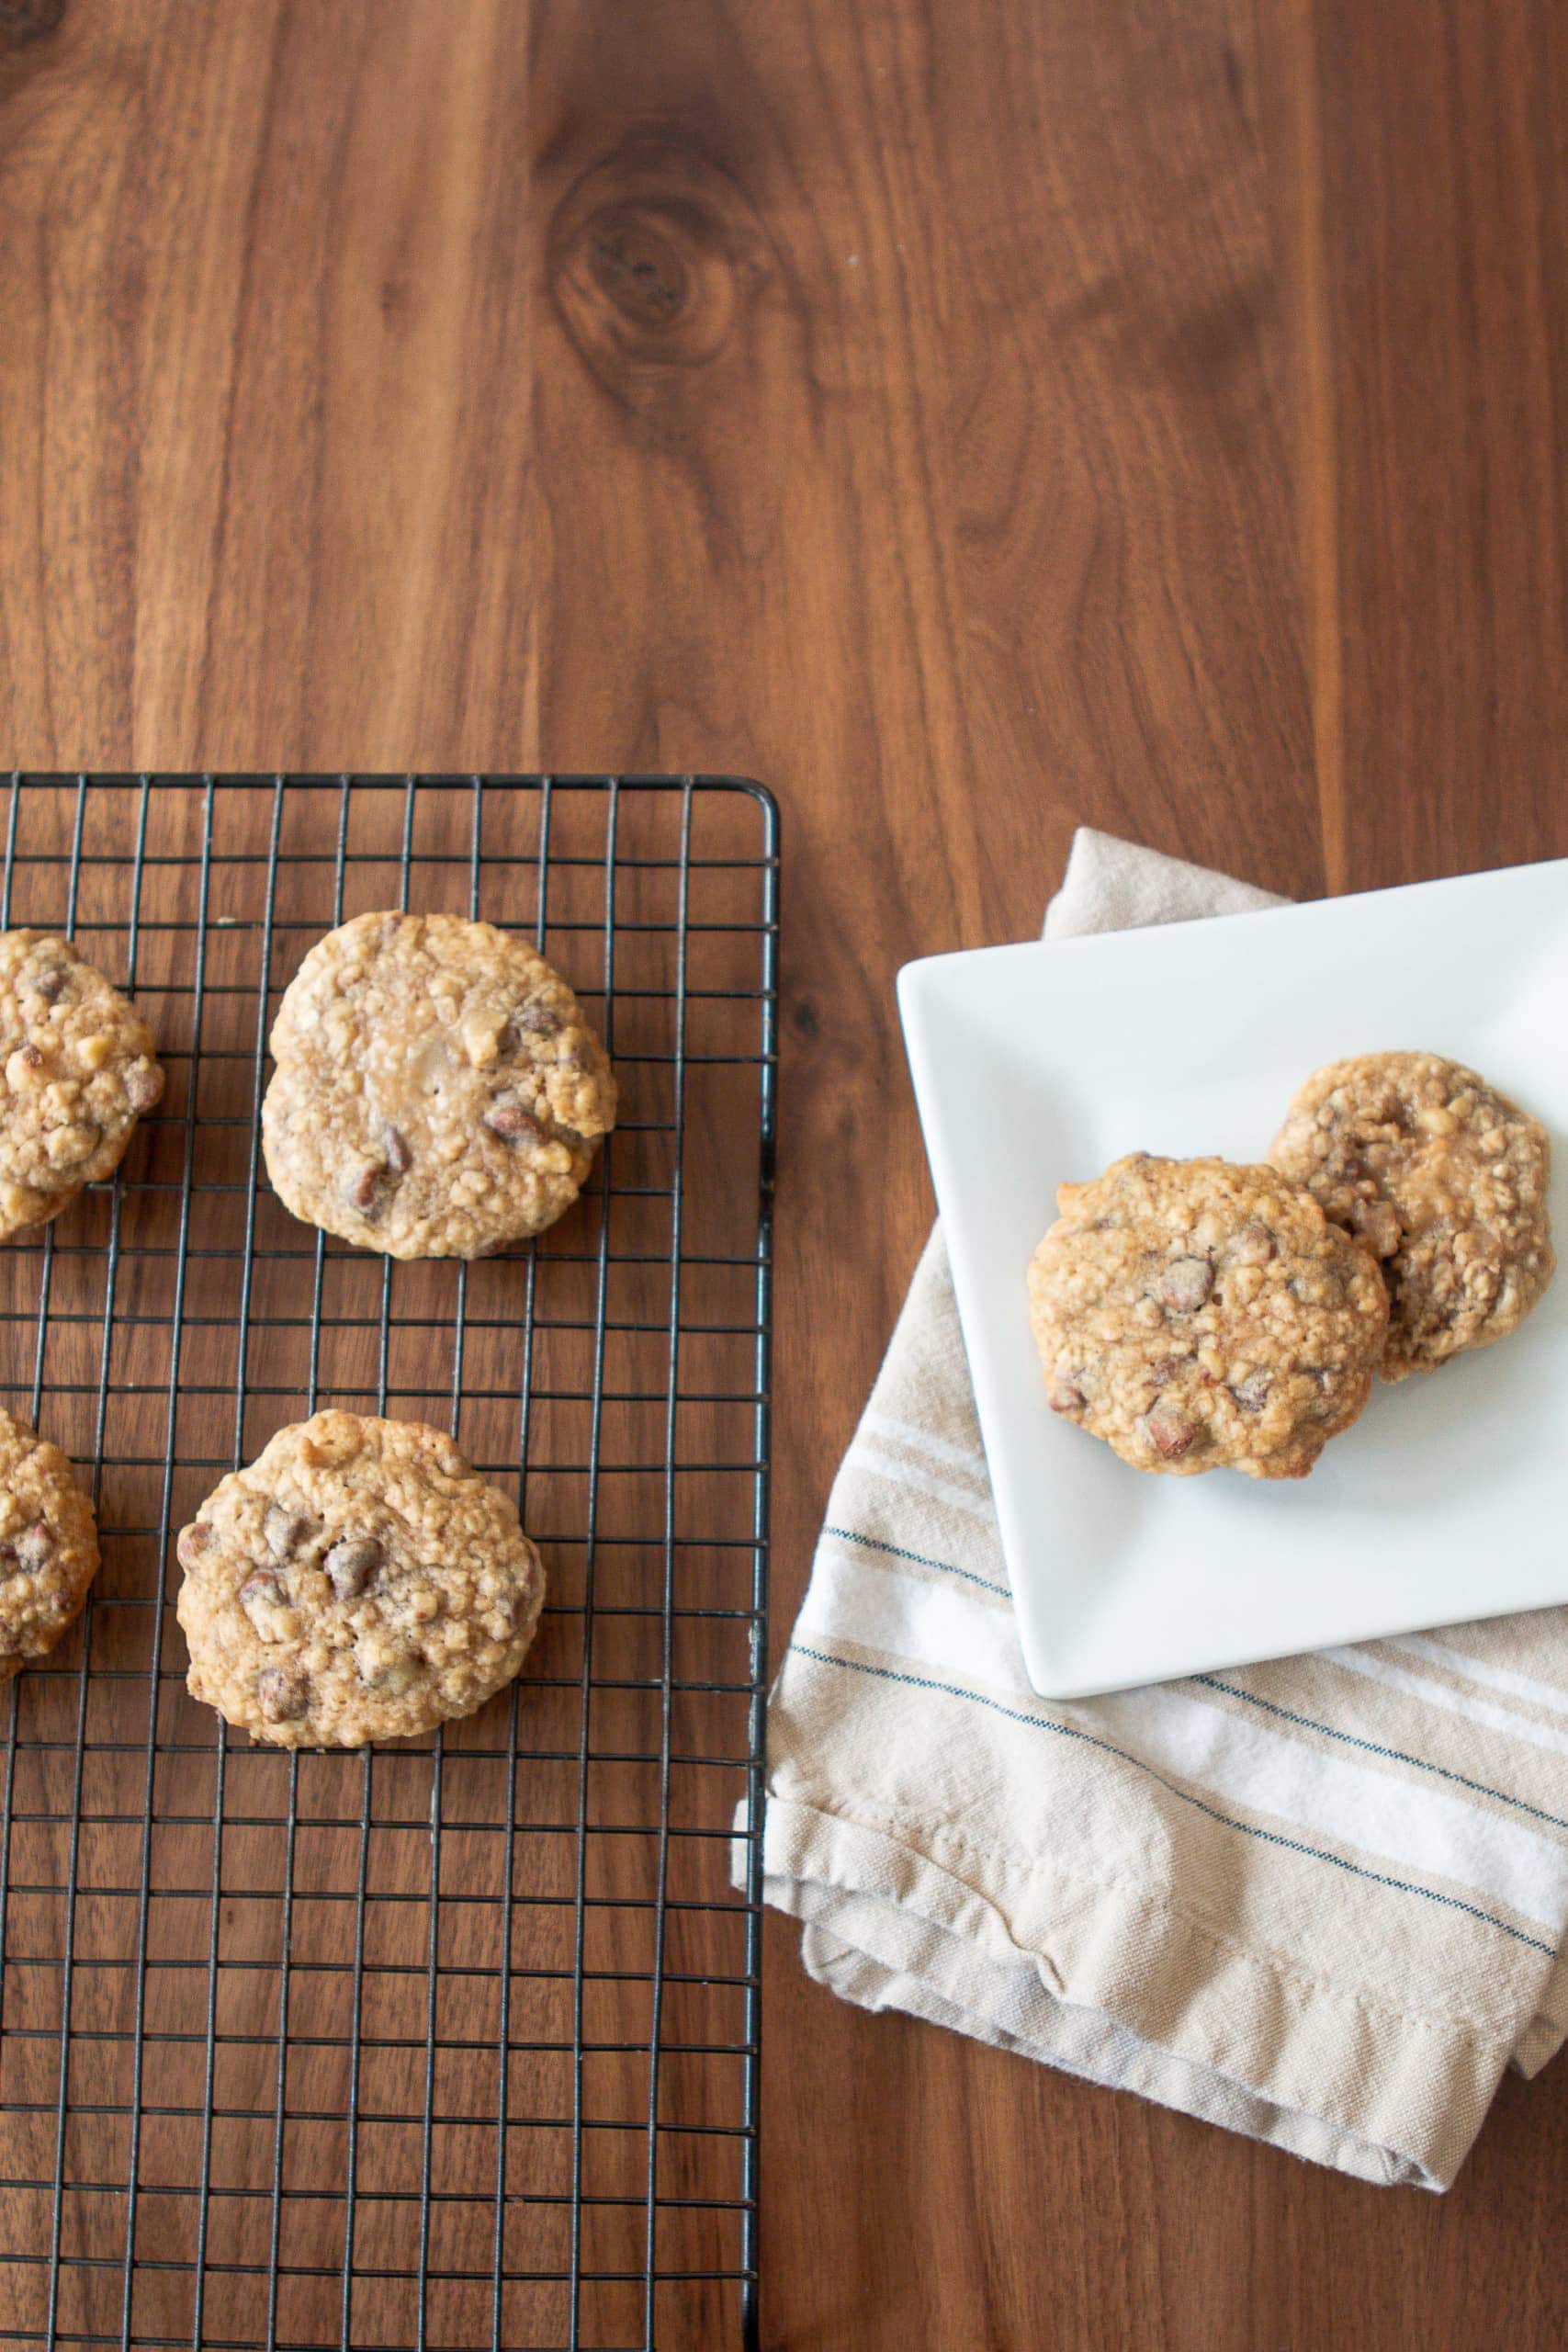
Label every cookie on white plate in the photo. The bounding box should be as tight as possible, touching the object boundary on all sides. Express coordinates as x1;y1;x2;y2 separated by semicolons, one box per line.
1028;1152;1388;1479
1269;1050;1555;1381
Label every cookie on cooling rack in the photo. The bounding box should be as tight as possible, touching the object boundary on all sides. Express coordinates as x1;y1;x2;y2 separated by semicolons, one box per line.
1027;1152;1389;1480
175;1410;545;1748
0;930;164;1241
1269;1050;1555;1381
261;911;616;1260
0;1404;101;1679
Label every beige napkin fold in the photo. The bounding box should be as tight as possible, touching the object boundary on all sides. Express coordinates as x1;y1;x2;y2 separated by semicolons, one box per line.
750;828;1568;2189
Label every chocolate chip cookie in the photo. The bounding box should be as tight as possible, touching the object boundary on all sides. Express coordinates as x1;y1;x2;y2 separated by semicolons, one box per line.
1269;1051;1555;1381
1028;1153;1389;1479
0;1405;100;1679
262;911;616;1260
176;1411;545;1747
0;930;164;1241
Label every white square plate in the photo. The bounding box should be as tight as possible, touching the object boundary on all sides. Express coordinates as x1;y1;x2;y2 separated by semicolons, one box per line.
897;860;1568;1698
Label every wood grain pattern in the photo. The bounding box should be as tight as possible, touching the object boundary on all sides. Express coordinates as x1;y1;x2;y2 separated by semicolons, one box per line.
2;2;1566;2346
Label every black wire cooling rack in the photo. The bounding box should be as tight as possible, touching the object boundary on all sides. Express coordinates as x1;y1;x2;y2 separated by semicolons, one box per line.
0;775;776;2352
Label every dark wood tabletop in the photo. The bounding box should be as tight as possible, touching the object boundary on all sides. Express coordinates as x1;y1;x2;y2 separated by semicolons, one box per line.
2;4;1566;2347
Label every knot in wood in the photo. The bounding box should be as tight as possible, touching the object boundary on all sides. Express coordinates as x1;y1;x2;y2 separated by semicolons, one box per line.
588;209;692;333
547;136;769;384
0;0;64;35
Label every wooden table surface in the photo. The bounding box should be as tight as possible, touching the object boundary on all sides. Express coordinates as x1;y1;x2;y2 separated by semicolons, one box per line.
3;3;1567;2346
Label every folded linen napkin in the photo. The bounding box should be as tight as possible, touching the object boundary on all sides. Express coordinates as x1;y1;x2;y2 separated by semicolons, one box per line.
752;828;1568;2190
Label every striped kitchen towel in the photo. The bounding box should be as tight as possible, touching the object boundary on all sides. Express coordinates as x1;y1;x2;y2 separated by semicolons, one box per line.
753;828;1568;2189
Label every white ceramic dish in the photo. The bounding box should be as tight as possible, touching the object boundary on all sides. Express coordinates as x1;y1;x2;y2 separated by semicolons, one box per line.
897;859;1568;1699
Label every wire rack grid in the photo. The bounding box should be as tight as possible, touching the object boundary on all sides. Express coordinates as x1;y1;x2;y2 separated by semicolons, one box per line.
0;774;777;2352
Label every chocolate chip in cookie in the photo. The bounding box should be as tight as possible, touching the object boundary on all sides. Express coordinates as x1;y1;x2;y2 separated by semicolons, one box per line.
323;1535;382;1601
